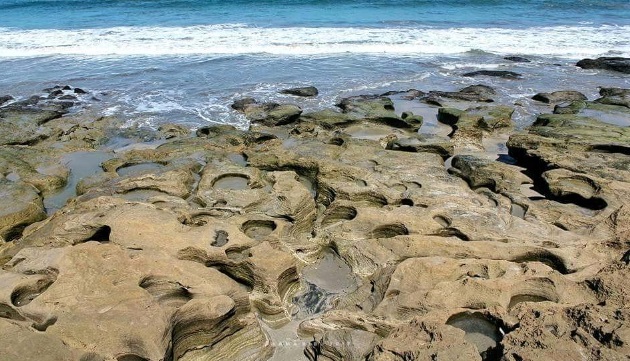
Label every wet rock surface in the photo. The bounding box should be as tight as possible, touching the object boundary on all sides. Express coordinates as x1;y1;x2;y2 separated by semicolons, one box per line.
576;56;630;74
0;83;629;361
462;70;523;79
280;86;319;97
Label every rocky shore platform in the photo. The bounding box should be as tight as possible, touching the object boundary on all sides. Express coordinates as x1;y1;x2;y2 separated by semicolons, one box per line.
1;75;629;361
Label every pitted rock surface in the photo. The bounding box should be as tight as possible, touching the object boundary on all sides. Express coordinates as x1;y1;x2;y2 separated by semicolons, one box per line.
0;89;629;361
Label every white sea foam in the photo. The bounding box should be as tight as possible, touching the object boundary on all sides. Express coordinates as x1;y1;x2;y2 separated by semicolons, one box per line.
0;24;628;58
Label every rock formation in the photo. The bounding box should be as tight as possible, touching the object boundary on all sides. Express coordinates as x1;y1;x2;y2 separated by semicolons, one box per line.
0;85;628;361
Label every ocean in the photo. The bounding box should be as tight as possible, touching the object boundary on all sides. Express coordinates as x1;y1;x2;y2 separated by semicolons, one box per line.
0;0;629;129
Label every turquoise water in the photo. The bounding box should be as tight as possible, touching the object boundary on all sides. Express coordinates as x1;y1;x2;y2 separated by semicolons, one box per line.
0;0;629;128
2;0;628;29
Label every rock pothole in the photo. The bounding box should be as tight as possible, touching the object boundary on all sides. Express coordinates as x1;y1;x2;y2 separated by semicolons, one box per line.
212;174;250;190
446;312;504;359
321;205;357;228
241;220;277;240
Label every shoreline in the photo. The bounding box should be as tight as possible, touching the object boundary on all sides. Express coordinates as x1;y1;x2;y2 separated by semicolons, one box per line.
1;59;629;360
2;53;629;132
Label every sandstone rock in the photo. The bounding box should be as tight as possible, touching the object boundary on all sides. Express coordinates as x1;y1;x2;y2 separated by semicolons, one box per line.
507;114;630;182
244;102;303;126
400;111;423;128
337;95;399;123
300;109;357;128
502;303;630;360
1;87;629;361
532;90;588;104
0;147;68;194
450;155;531;194
0;320;86;361
158;123;190;139
393;134;454;159
576;57;630;74
0;107;64;146
0;180;46;242
306;329;380;361
437;105;514;150
368;319;481;361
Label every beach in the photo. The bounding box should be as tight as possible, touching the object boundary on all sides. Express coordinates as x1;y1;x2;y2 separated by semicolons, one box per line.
1;0;630;360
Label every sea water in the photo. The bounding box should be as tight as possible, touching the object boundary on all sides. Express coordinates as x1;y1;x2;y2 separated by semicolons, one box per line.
0;0;629;129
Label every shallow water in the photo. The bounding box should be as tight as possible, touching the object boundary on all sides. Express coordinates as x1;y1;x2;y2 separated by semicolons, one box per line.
116;162;164;176
213;174;250;190
446;313;502;354
43;151;113;214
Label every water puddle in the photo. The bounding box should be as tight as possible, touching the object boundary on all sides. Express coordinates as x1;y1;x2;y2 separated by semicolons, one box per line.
43;151;113;214
262;249;358;360
213;174;250;190
104;136;166;152
227;153;248;167
510;203;527;219
242;219;277;240
446;312;502;356
581;108;630;127
262;320;309;361
294;249;357;317
390;96;448;136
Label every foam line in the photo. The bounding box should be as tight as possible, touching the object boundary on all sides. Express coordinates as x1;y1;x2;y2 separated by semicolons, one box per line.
0;24;628;58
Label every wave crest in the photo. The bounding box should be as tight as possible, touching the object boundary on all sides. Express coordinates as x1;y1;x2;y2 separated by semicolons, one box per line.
0;24;628;58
